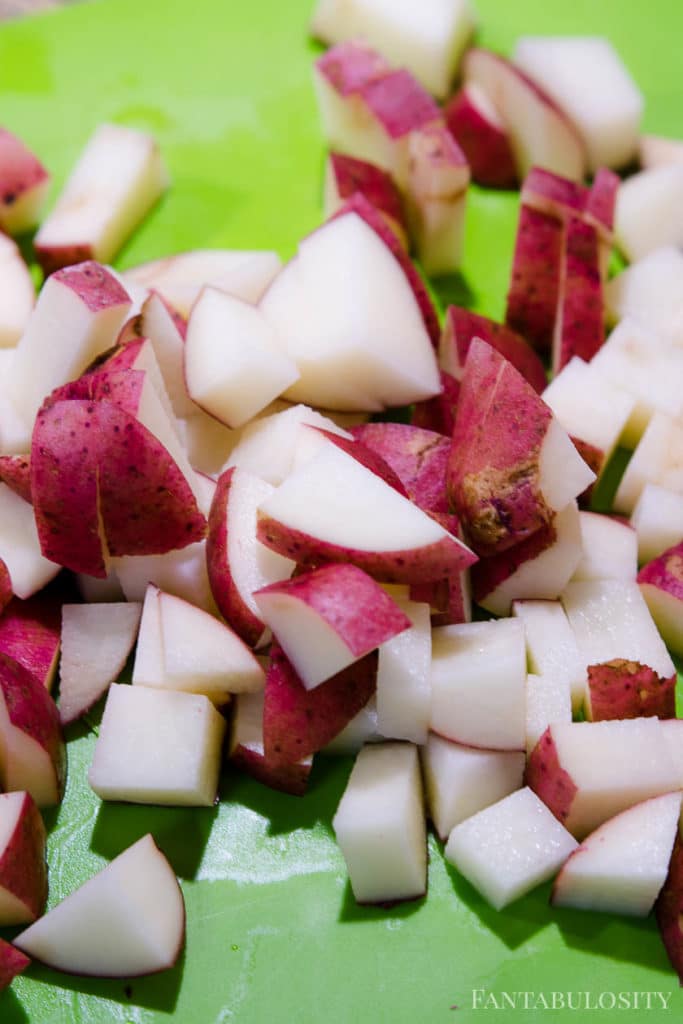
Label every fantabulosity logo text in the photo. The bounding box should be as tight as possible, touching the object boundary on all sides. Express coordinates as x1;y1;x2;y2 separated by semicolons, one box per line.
465;989;673;1011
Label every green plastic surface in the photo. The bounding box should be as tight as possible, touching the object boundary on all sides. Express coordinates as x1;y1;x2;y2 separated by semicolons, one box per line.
0;0;682;1020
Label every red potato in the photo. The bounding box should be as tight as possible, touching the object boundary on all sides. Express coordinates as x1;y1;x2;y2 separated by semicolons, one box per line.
585;167;620;232
0;562;11;617
258;437;477;585
30;398;107;577
0;233;35;349
410;370;460;437
333;192;440;346
314;39;390;98
471;502;582;616
462;48;586;182
0;126;50;235
505;205;564;352
405;121;469;276
303;426;408;496
207;467;295;647
521;166;589;221
444;83;517;189
638;543;683;655
656;833;683;984
33;122;169;274
0;455;31;504
553;216;604;374
350;421;450;513
525;719;680;839
0;939;30;992
585;660;676;722
254;564;410;690
0;791;47;925
447;340;593;555
439;305;547;393
263;643;377;765
229;690;312;796
0;592;62;691
324;152;407;246
0;653;65;807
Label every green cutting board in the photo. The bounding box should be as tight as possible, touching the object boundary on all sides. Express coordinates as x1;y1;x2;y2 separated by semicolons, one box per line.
1;0;682;1021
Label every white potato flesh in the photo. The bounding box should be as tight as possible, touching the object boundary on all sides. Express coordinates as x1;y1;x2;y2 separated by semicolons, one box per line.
34;123;169;264
552;792;682;916
131;586;165;687
445;787;578;910
14;834;184;977
631;484;683;564
0;234;34;348
114;541;216;615
420;734;525;841
185;289;299;429
562;579;675;680
538;419;596;510
514;36;643;171
604;246;683;341
525;672;572;755
613;412;683;515
615;164;683;262
512;599;587;711
572;512;638;582
89;684;226;806
430;618;526;750
0;485;60;599
333;742;426;903
376;597;431;745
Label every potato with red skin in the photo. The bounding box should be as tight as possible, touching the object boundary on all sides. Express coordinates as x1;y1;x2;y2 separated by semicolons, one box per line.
553;216;604;374
229;691;312;796
0;653;65;807
0;455;31;504
656;833;683;983
263;643;377;765
0;561;12;617
447;340;555;554
307;426;408;496
0;591;62;690
0;938;30;992
350;421;450;513
0;791;47;925
638;543;683;656
505;205;564;352
585;660;676;721
444;85;517;189
411;370;460;437
325;152;407;245
0;127;50;235
440;305;547;393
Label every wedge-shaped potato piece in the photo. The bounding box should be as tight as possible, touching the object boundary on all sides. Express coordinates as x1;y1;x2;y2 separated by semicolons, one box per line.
14;834;184;977
0;791;47;926
258;437;476;584
0;939;30;992
376;592;431;745
59;602;142;725
0;127;50;235
553;792;681;916
0;591;62;691
638;542;683;656
0;234;34;349
229;690;312;796
440;304;546;394
444;83;517;189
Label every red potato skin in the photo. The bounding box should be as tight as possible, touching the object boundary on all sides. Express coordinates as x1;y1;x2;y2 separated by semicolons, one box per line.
440;305;547;393
571;437;603;501
30;398;108;577
0;561;12;616
638;543;683;598
411;370;460;437
332;193;440;347
229;741;311;796
655;833;683;984
35;244;95;277
359;69;441;139
585;168;620;234
263;643;377;764
586;660;676;722
410;572;470;626
0;791;48;923
48;261;130;311
471;519;556;608
0;592;62;689
521;167;589;220
0;938;30;992
257;510;477;585
444;86;517;189
524;726;578;828
0;652;65;801
0;455;32;504
315;40;390;96
350;421;450;513
95;402;206;557
447;339;553;554
553;216;604;374
327;152;406;232
206;467;268;649
255;563;412;657
307;427;408;497
505;205;564;352
0;127;49;194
